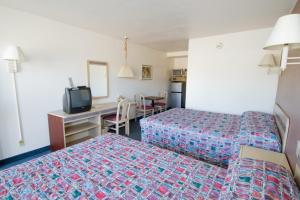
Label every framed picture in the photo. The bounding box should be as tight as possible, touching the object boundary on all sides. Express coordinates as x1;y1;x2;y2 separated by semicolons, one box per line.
141;65;153;80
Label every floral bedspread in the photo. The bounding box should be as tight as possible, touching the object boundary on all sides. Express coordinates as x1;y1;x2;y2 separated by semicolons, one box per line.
140;108;281;167
0;134;227;200
238;111;282;152
219;158;300;199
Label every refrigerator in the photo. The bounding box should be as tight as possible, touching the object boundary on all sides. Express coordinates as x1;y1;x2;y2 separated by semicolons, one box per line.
169;82;186;108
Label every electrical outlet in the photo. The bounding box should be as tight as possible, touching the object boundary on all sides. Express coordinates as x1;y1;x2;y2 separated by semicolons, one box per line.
296;141;300;162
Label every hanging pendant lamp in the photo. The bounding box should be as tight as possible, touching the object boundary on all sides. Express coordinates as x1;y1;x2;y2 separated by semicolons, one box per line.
118;36;134;78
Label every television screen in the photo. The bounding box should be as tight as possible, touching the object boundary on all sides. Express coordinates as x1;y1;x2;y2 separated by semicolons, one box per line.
70;89;91;108
63;86;92;114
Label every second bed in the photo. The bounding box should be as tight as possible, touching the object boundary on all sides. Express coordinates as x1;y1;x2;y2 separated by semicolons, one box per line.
140;107;283;167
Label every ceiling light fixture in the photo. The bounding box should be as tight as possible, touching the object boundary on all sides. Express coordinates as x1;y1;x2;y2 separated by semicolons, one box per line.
118;36;134;78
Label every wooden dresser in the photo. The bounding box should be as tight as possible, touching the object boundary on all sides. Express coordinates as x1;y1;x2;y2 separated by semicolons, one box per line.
48;102;117;151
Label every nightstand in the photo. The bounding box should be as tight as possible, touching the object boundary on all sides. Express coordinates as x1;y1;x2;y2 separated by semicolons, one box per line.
239;145;292;173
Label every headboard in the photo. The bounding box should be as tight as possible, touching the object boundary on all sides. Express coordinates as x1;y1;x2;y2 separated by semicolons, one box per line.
273;103;290;153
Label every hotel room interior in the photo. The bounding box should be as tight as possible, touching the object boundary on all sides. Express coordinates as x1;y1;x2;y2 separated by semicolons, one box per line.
0;0;300;199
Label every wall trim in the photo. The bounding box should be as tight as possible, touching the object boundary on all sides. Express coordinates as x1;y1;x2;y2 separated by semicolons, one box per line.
0;146;51;166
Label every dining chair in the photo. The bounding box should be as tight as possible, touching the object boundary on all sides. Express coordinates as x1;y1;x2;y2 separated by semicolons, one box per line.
135;94;154;121
102;99;131;135
154;90;168;113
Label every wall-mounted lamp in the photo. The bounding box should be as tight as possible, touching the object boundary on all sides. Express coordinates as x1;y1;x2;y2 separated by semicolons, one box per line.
1;45;24;145
264;14;300;71
258;54;280;74
2;45;23;72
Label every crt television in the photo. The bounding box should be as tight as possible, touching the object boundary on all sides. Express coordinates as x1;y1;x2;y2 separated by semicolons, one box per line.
63;86;92;114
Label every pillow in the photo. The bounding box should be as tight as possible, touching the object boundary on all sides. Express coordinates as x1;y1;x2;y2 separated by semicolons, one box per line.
219;158;300;200
238;111;281;152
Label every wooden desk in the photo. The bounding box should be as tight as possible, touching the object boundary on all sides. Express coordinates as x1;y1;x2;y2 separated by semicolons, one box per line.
48;102;117;151
239;145;292;173
145;96;164;107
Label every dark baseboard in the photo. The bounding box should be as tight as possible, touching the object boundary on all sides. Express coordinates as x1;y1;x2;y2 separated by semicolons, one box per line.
0;119;142;167
0;146;51;166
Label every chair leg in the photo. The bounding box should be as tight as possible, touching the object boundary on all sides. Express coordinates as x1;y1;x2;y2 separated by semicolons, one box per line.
155;107;159;113
135;111;137;122
125;121;130;136
103;120;108;134
116;123;119;135
100;119;103;135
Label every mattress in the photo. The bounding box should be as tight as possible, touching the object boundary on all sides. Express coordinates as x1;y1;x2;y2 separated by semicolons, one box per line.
140;108;281;166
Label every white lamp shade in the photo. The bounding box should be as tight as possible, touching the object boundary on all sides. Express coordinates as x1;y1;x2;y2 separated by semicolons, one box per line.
259;54;277;67
1;45;22;61
118;65;134;78
264;14;300;50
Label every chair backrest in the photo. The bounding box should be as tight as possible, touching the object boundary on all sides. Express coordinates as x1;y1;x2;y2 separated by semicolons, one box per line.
134;94;141;108
134;94;146;109
159;90;168;104
116;99;131;122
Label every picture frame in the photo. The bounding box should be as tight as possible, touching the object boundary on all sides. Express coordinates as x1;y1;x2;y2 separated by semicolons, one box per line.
141;65;153;80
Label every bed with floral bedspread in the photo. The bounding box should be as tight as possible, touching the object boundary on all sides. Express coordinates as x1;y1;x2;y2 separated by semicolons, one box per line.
0;134;298;200
140;108;281;167
0;134;226;199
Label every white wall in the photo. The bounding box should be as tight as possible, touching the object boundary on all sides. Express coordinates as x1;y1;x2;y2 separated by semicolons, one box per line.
0;6;169;160
186;28;279;115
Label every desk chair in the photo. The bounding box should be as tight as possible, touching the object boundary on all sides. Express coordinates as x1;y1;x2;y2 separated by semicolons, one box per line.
154;90;168;113
135;94;154;121
102;99;131;135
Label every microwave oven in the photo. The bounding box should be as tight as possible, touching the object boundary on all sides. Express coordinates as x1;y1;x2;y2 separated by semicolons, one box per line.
172;69;187;77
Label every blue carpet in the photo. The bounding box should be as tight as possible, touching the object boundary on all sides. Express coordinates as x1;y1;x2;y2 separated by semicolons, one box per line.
0;120;141;170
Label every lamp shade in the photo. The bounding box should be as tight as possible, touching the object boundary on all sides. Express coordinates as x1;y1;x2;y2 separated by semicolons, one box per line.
258;54;277;67
118;65;134;78
118;36;134;78
1;45;23;61
264;14;300;50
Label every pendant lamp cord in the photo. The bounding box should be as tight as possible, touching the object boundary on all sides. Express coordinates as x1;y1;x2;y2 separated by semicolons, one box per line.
124;36;128;66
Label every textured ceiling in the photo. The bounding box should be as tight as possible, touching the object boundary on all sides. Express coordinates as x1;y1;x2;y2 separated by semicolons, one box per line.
0;0;296;51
